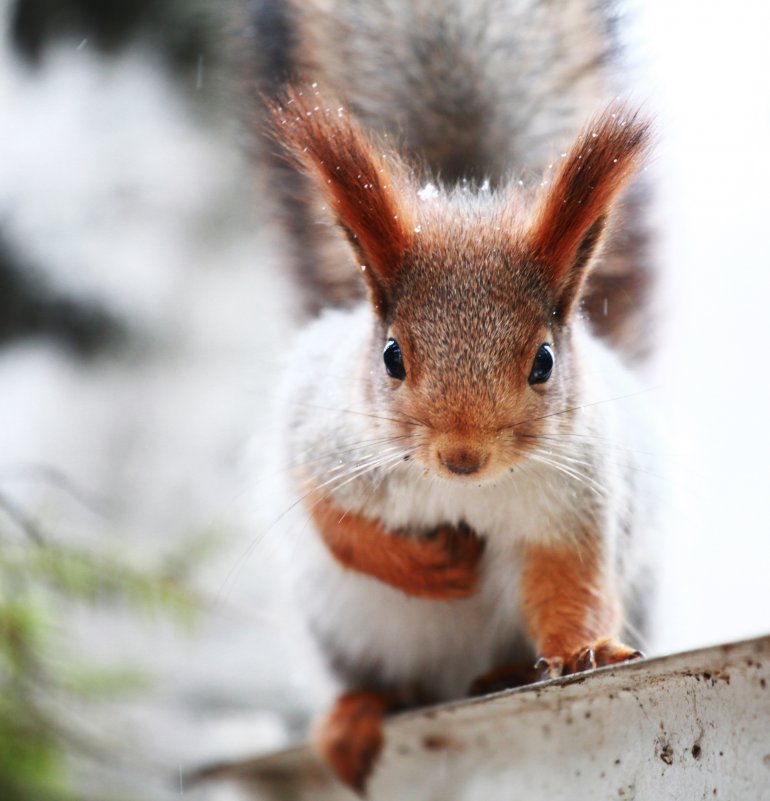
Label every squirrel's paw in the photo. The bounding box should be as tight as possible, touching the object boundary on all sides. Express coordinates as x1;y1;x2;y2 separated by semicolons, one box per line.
535;637;644;680
313;691;389;795
413;523;486;600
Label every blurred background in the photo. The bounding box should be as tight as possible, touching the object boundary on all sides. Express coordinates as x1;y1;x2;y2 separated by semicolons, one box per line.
0;0;768;799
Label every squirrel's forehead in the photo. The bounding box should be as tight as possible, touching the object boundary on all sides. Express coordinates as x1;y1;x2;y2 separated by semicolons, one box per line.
391;275;547;349
396;248;548;309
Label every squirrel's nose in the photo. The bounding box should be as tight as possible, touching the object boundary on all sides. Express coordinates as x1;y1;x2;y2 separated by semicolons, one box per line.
439;449;485;476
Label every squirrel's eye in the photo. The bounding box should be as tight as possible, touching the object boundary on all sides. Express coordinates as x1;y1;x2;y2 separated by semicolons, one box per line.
383;338;406;380
528;343;554;385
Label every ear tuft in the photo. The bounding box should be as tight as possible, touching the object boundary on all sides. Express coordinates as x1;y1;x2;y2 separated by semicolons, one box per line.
528;103;652;313
266;86;414;307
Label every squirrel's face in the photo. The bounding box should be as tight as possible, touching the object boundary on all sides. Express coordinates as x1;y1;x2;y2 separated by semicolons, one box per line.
372;230;576;482
271;90;649;481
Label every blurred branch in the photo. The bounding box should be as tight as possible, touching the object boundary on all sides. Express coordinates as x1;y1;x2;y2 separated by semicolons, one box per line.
0;492;218;801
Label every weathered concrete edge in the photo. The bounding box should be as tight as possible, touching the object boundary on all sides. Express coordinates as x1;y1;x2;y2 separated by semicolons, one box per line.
194;633;770;787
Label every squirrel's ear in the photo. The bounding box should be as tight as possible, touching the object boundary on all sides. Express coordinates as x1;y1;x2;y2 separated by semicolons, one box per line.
268;87;414;315
528;105;652;320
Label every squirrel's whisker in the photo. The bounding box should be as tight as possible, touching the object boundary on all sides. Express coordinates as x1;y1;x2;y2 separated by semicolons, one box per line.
508;387;658;431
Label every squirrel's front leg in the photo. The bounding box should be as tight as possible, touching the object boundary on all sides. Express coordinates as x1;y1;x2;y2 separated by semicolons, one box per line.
519;537;643;678
309;496;485;600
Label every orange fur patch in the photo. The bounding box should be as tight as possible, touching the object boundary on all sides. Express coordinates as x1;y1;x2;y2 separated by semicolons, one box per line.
309;496;485;600
519;538;621;660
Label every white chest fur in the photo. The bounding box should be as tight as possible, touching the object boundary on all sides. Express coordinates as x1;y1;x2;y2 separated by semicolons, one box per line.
265;305;652;699
283;495;529;700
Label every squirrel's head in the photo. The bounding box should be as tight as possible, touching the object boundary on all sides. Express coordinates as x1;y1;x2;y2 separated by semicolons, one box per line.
271;89;651;481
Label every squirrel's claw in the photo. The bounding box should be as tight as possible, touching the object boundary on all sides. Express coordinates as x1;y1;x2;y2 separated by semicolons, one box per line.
536;638;644;679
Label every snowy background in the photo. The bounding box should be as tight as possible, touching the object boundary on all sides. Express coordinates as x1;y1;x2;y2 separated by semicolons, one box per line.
0;0;769;798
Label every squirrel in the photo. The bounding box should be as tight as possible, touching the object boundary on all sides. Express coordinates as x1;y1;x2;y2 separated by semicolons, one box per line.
251;0;657;792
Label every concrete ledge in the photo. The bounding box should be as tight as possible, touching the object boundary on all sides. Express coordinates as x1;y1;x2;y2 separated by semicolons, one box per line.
198;635;770;800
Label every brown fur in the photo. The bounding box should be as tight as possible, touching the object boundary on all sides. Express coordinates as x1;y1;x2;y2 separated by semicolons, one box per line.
310;495;485;600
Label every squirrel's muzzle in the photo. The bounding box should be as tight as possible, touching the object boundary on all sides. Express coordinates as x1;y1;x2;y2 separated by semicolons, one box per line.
437;446;489;478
